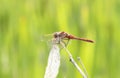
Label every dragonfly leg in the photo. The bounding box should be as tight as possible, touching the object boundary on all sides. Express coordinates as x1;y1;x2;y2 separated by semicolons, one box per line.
61;39;70;47
65;39;70;47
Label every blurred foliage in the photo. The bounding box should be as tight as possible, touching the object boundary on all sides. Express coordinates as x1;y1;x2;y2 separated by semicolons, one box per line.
0;0;120;78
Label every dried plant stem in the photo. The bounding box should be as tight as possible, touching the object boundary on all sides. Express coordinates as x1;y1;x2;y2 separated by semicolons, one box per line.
77;57;88;78
60;42;87;78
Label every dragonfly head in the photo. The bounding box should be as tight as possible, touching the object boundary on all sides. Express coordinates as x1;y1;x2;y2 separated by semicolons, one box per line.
53;31;68;39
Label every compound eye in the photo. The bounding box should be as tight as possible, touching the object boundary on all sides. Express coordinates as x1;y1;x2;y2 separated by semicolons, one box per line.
53;32;58;38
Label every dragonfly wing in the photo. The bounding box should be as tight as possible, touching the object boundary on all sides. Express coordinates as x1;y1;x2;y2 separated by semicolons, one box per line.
44;44;60;78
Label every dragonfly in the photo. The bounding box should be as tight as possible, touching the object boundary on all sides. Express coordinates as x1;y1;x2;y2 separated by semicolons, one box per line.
53;31;94;45
44;31;94;78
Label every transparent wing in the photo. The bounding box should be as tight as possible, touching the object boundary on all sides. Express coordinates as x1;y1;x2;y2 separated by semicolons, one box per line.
44;44;60;78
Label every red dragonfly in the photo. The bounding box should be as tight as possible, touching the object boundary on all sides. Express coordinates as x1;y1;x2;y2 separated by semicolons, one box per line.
53;31;94;43
44;31;93;78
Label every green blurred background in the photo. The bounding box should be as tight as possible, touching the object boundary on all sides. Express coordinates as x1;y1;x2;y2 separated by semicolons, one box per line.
0;0;120;78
